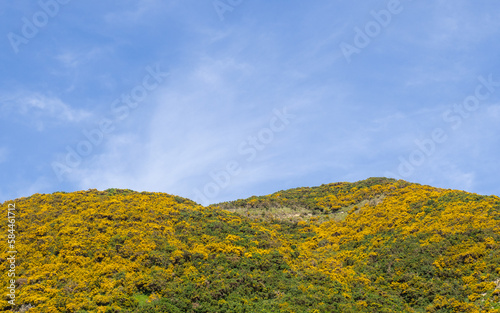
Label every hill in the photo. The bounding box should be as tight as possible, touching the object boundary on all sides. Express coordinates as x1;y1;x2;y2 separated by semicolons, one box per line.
1;178;500;312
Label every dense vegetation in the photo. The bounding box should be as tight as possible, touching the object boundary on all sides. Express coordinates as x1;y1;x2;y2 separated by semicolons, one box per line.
1;178;499;312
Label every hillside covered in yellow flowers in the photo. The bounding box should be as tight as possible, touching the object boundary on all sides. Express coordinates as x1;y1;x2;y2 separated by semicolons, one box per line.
1;177;500;312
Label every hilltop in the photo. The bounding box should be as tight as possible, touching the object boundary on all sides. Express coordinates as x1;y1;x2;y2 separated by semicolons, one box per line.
1;178;500;312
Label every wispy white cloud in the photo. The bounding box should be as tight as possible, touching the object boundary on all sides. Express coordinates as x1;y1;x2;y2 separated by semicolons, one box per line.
55;47;109;69
20;94;89;121
59;46;308;202
1;92;92;130
423;161;476;193
104;0;177;25
396;1;500;51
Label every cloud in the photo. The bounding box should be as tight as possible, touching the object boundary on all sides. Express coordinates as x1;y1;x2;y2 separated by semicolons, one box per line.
57;46;308;202
424;161;476;193
104;0;177;25
55;47;108;69
1;92;92;130
21;94;88;121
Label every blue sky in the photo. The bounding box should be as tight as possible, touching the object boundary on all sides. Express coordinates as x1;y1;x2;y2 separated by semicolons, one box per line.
1;0;500;205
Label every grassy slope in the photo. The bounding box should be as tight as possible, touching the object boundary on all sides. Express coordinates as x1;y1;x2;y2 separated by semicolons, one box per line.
0;178;499;312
